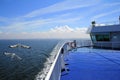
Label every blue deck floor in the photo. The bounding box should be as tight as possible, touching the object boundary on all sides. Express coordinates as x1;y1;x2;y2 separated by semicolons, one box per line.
61;48;120;80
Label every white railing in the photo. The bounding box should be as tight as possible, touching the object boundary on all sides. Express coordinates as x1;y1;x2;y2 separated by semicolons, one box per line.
35;40;70;80
87;21;120;33
94;21;119;27
76;40;92;48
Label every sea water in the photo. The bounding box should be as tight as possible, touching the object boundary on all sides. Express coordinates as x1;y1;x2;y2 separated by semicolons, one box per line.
0;39;59;80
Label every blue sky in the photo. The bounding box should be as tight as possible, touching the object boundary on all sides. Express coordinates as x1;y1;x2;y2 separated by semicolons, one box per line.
0;0;120;39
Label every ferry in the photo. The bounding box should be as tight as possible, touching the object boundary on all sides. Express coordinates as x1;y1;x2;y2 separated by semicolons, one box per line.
36;17;120;80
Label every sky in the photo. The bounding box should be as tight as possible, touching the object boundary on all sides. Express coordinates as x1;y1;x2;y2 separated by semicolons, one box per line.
0;0;120;39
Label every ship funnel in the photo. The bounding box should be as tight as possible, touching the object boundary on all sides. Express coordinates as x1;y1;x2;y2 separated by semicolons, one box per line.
91;21;96;27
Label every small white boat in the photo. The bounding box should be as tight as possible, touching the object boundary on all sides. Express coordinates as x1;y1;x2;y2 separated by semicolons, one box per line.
21;45;31;49
9;44;31;49
9;44;19;48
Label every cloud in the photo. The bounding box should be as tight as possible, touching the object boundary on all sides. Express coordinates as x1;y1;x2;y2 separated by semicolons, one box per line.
50;25;74;32
0;18;53;33
1;0;120;39
104;2;120;7
90;2;120;20
92;9;120;20
0;0;100;34
0;15;81;33
50;25;88;33
24;0;99;18
0;25;90;39
75;27;88;32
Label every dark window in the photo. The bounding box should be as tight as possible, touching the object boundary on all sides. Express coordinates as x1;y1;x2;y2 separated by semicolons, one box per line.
96;34;110;41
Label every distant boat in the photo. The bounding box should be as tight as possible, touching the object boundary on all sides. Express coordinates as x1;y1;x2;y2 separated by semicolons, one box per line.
9;44;19;48
9;44;31;49
21;44;31;49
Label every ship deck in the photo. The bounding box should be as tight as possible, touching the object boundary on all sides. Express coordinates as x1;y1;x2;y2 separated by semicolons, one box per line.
61;47;120;80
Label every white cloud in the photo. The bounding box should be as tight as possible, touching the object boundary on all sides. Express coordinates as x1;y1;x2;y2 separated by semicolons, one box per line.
92;9;120;20
24;0;99;18
91;2;120;20
0;0;99;34
0;16;81;33
50;25;74;32
0;25;90;39
104;2;120;7
75;27;88;32
0;0;120;39
50;25;88;33
0;19;50;32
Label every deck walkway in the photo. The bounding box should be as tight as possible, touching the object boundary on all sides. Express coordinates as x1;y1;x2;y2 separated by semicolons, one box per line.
61;48;120;80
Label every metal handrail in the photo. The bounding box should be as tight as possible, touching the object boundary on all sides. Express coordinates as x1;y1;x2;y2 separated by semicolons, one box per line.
35;40;70;80
96;21;120;26
76;40;92;47
93;21;119;27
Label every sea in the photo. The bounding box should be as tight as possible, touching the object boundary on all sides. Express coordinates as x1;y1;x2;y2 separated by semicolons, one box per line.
0;39;59;80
